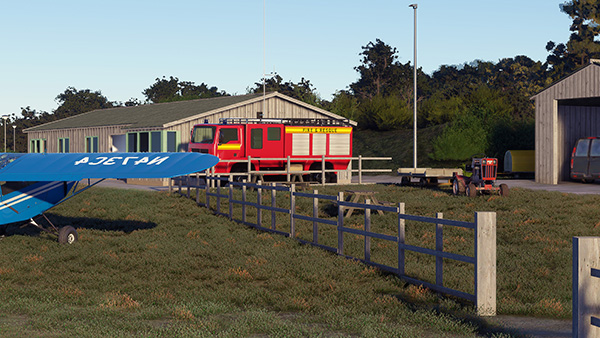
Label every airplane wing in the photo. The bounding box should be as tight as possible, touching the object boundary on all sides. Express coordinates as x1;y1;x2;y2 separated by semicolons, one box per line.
0;152;219;182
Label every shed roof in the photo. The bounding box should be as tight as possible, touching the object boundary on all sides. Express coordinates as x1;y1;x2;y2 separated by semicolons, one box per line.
24;92;355;132
531;61;600;100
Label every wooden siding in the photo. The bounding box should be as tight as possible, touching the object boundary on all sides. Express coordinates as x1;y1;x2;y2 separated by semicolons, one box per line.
27;126;125;153
533;63;600;184
27;95;346;153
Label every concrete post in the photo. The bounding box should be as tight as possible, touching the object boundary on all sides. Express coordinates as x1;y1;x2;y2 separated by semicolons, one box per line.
475;211;496;316
573;236;600;338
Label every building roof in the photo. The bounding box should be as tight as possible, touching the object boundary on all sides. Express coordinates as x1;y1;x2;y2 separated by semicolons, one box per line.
24;93;266;132
531;61;600;100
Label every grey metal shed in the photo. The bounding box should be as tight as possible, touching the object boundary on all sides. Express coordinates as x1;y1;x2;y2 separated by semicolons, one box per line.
532;60;600;184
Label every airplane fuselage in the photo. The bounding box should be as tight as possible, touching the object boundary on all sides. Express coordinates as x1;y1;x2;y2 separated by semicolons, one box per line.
0;181;75;225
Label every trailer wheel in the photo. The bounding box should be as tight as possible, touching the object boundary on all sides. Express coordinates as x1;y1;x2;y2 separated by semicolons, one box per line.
499;183;509;197
58;226;78;245
419;177;428;188
467;183;477;198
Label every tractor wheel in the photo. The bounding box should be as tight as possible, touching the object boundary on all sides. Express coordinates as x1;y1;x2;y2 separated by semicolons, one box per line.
452;179;463;196
58;226;78;245
467;183;477;198
499;183;509;197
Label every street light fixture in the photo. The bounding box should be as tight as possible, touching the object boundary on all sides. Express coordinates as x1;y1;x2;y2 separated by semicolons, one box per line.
12;125;16;152
409;3;418;169
1;115;8;153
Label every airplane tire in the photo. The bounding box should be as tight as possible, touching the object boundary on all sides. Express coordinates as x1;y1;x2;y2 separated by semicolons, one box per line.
58;226;78;245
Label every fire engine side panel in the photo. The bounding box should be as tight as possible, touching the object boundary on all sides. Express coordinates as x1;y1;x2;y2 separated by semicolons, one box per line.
313;134;327;155
329;133;351;155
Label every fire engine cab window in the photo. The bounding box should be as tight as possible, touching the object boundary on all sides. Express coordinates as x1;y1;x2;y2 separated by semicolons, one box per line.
591;139;600;157
219;129;238;144
267;127;281;141
193;127;215;143
575;139;591;157
251;128;263;149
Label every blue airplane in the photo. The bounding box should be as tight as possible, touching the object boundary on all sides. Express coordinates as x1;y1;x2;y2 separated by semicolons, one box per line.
0;152;219;244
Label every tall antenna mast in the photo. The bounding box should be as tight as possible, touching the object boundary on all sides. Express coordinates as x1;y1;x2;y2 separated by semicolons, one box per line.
262;0;266;117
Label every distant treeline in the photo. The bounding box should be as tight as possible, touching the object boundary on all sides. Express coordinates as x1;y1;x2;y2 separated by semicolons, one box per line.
6;1;599;161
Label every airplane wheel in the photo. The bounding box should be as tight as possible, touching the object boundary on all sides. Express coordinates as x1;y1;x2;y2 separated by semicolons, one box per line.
467;183;477;198
58;226;78;245
499;183;509;197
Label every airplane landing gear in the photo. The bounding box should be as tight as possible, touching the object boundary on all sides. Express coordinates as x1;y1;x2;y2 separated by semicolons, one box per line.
29;214;78;245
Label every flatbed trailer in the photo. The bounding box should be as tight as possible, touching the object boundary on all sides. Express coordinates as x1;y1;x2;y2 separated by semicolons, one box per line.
397;167;463;186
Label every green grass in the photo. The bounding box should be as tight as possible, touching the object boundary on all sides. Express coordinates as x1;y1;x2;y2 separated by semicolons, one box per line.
0;187;519;338
201;182;585;321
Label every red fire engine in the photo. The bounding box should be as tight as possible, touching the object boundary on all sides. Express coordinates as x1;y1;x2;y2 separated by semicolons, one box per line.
188;118;353;183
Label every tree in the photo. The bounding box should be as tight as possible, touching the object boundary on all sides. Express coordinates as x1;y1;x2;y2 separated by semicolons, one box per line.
54;87;115;119
546;0;600;79
142;76;228;103
350;39;413;100
248;75;322;106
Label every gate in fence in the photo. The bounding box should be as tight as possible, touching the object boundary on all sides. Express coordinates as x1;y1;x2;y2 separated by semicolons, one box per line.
172;175;497;316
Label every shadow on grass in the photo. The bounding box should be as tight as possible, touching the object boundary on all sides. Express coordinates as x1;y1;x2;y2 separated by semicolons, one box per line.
1;213;157;238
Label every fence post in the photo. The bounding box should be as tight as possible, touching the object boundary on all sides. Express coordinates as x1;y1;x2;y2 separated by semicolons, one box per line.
229;180;233;219
365;199;371;262
257;180;262;227
216;180;221;214
271;183;277;231
287;156;291;182
436;213;443;287
313;189;318;244
205;177;210;209
337;191;344;255
397;202;405;276
242;180;247;224
358;155;363;185
321;156;326;186
475;211;496;316
247;156;252;183
186;175;190;198
169;178;172;194
573;236;600;338
290;184;296;238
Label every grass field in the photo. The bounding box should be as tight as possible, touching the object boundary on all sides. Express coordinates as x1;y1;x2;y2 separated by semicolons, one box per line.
0;187;525;338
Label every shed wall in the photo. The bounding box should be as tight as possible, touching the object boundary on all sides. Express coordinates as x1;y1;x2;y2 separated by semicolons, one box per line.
534;64;600;184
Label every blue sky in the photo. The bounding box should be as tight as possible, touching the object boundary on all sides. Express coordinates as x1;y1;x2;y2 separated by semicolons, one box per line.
0;0;571;117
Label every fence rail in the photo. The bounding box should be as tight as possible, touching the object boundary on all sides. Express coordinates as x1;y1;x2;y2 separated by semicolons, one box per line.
172;175;496;316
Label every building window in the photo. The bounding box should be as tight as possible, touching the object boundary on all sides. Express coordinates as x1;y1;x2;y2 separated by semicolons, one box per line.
127;131;179;152
58;138;70;153
30;138;46;153
85;136;99;153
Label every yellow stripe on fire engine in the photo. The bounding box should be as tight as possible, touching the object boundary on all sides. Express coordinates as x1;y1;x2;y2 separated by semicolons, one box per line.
217;143;242;150
285;126;352;134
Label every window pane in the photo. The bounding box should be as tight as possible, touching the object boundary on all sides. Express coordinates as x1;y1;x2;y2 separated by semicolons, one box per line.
86;138;92;153
58;139;64;153
92;138;98;153
576;139;591;157
65;139;70;153
591;139;600;157
267;127;281;141
251;128;263;149
167;131;177;152
139;132;149;152
192;127;215;143
151;132;162;152
219;128;238;143
128;133;137;152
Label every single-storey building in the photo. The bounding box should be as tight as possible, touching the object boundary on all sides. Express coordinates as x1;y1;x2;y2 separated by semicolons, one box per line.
532;60;600;184
24;92;357;154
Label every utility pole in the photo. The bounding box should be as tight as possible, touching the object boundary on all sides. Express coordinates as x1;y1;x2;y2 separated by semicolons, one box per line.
409;3;418;169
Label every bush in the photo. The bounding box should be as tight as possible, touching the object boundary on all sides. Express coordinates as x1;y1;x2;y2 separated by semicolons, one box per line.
358;95;412;130
429;114;488;161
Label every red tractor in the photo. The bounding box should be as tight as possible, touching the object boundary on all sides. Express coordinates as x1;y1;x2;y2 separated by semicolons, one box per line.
452;156;509;197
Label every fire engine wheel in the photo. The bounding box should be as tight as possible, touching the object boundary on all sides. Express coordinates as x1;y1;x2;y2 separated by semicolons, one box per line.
58;226;78;245
466;183;477;198
499;183;509;197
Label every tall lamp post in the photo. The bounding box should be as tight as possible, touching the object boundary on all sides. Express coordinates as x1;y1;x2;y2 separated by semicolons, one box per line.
1;115;8;153
12;125;16;152
409;3;418;169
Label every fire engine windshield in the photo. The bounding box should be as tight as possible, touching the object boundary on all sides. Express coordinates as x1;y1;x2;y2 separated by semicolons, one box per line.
192;126;216;144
